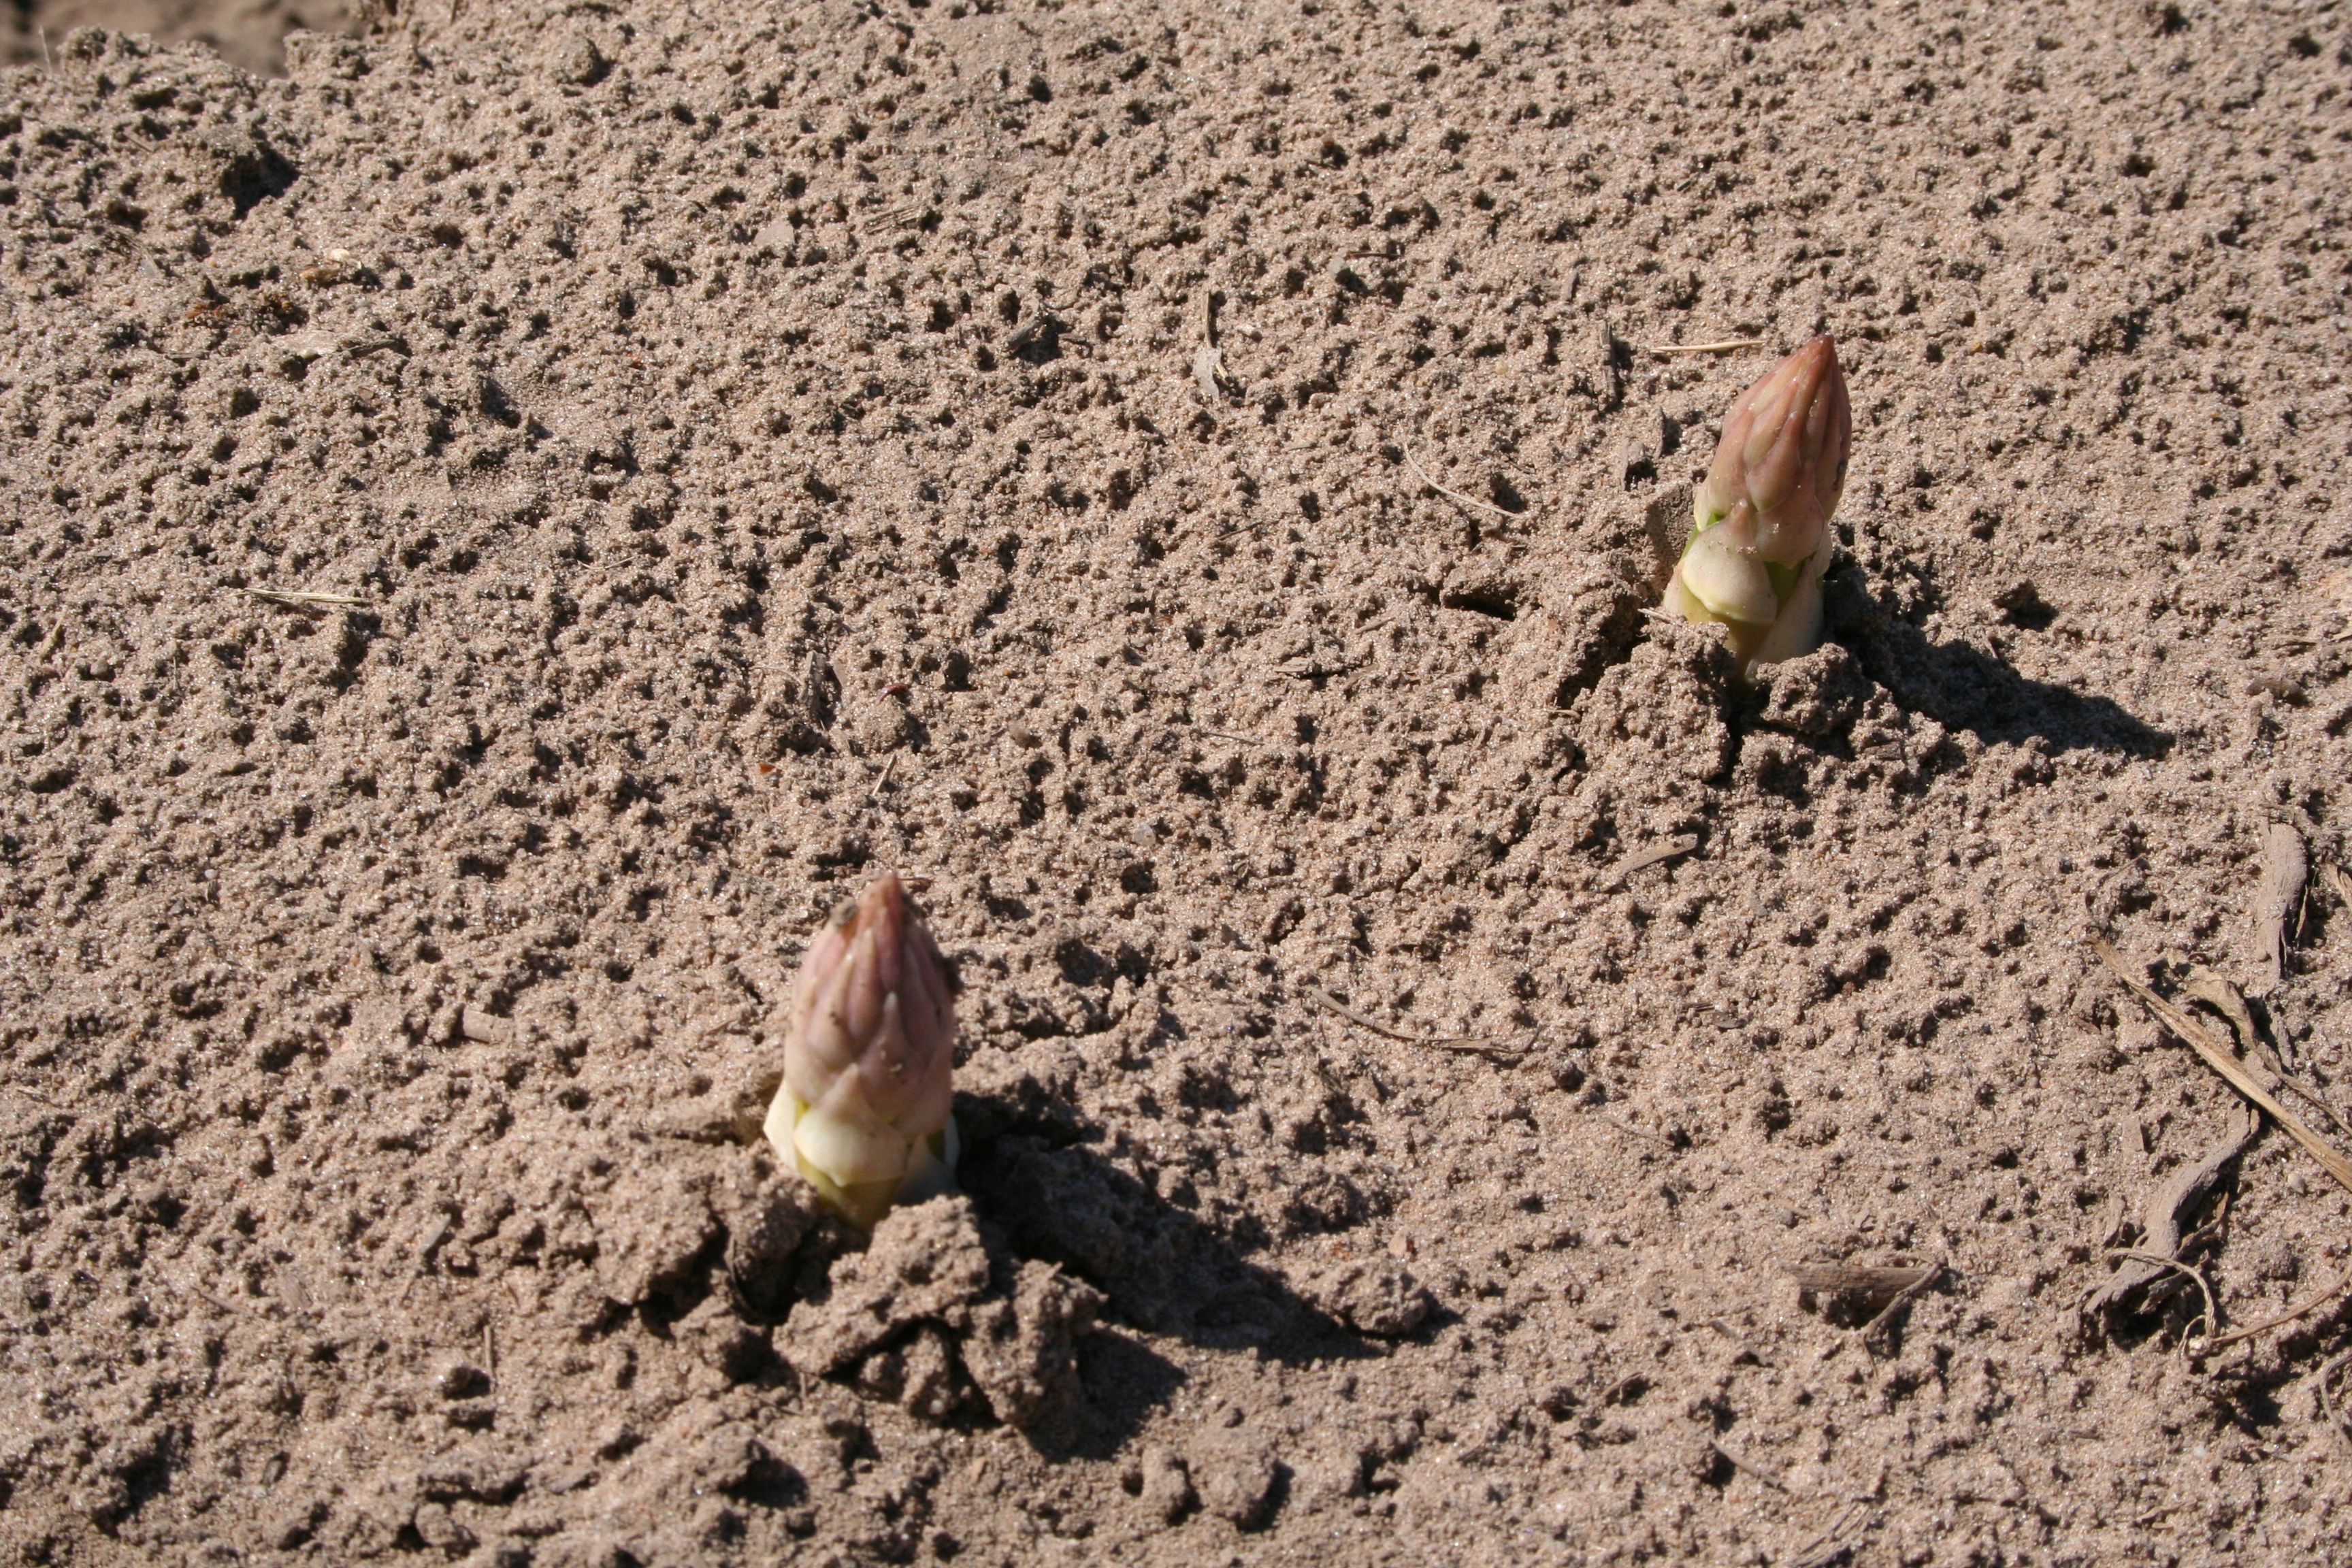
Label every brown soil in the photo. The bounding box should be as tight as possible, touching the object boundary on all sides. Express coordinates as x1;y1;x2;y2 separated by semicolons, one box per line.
1;0;361;78
5;3;2352;1565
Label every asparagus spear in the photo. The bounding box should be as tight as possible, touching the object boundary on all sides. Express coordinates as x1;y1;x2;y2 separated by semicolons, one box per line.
766;873;960;1229
1664;334;1853;670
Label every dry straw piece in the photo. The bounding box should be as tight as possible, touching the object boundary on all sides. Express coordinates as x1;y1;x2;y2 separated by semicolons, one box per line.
1786;1263;1940;1296
1647;338;1769;356
2091;934;2352;1196
2195;1271;2351;1354
1399;439;1520;519
1301;983;1526;1064
239;587;370;609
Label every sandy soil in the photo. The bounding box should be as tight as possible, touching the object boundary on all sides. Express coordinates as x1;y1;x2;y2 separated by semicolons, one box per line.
3;2;2351;1565
1;0;362;79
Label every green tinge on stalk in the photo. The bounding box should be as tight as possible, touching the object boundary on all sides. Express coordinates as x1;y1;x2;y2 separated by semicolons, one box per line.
1664;334;1853;670
765;872;960;1230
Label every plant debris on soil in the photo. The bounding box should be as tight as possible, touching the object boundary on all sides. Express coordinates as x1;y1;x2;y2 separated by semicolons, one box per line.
3;2;2352;1565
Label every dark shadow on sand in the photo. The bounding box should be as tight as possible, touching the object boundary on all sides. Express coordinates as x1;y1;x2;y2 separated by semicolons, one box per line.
1828;566;2173;757
951;1073;1378;1457
956;1085;1377;1362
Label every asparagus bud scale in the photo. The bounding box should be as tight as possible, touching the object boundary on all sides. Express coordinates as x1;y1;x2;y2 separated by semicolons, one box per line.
766;873;960;1229
1664;334;1853;670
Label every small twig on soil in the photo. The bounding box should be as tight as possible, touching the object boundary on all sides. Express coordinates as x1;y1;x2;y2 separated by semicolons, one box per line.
484;1319;497;1377
2251;821;2308;994
1859;1256;1944;1354
1788;1264;1940;1297
162;1271;244;1319
1597;1372;1648;1406
2187;963;2345;1132
1;1084;67;1113
1194;342;1232;402
2174;1192;2234;1262
1301;984;1527;1063
2089;1193;2128;1251
2100;1247;2219;1342
240;587;372;610
2181;966;2269;1075
1601;834;1699;890
2091;934;2352;1196
2087;1104;2256;1316
1397;439;1522;519
1710;1437;1790;1492
1786;1503;1874;1568
1006;313;1068;353
866;753;897;805
2315;1350;2352;1441
1646;338;1769;356
2194;1272;2350;1355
